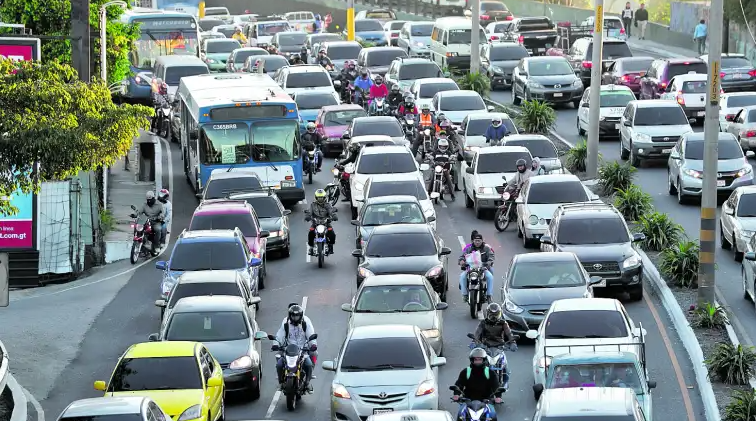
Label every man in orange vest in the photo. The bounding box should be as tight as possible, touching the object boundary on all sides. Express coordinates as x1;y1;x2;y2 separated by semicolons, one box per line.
411;104;436;157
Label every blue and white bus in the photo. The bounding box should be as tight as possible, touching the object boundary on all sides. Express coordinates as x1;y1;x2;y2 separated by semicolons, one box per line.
177;73;305;204
120;8;201;101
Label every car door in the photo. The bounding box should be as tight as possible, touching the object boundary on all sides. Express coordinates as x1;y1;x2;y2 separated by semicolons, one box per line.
659;77;678;100
668;136;684;184
480;44;491;75
746;234;756;298
730;109;747;144
578;88;591;127
200;348;222;416
619;103;634;149
722;191;739;241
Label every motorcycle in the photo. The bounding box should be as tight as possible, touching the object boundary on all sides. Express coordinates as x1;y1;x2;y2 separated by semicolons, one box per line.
370;97;387;116
428;154;455;203
304;211;338;268
128;204;159;264
466;333;519;390
303;147;320;184
449;386;506;421
462;251;488;318
357;89;370;111
403;115;416;140
325;164;352;206
494;184;519;232
268;333;319;410
157;105;172;138
419;128;435;156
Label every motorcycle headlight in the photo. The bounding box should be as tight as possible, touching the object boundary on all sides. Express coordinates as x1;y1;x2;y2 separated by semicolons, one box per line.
434;165;443;173
504;297;523;314
178;405;201;421
424;129;431;136
229;355;253;369
332;168;340;176
622;253;641;269
285;355;299;366
501;191;510;200
316;225;326;234
358;267;375;278
469;271;479;280
468;407;486;420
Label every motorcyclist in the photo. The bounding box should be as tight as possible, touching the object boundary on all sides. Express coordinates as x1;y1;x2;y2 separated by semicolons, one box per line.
139;191;164;255
368;75;389;114
387;84;403;110
301;122;324;172
266;44;278;55
334;143;360;202
506;159;533;190
340;60;358;83
353;70;373;105
426;137;456;201
452;348;502;408
157;189;171;246
274;304;317;391
474;303;515;389
151;79;171;133
531;157;546;175
306;189;338;255
397;93;418;116
232;27;247;44
459;230;495;303
411;104;436;157
485;117;510;145
316;49;333;68
290;53;304;65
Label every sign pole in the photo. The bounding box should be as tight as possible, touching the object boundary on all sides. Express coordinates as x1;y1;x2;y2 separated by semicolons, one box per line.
470;0;480;73
347;0;355;41
585;0;603;180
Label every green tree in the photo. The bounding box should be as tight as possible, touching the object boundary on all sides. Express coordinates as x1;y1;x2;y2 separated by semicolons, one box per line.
724;0;756;26
0;0;140;85
0;58;152;216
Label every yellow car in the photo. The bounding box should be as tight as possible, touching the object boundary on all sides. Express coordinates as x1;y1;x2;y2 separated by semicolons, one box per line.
94;341;225;421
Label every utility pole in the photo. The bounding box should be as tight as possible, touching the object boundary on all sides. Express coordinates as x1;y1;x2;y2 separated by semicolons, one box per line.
470;0;480;73
71;0;91;81
697;0;723;306
585;0;603;179
199;1;205;18
346;0;355;41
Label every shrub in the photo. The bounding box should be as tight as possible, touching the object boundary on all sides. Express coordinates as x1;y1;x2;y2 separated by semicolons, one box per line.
357;40;375;48
691;303;728;329
516;99;556;134
725;390;756;421
659;240;700;288
99;208;115;234
597;161;636;195
707;343;756;385
564;139;588;172
455;72;490;98
613;185;653;221
636;212;685;251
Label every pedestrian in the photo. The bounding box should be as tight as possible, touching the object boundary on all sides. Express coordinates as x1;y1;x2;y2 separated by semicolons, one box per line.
693;19;708;55
635;3;649;40
621;2;634;38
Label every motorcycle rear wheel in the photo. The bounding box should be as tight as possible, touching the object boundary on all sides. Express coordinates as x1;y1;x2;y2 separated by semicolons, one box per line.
469;291;478;319
308;169;313;184
494;207;510;232
317;242;325;268
130;241;142;264
326;185;339;206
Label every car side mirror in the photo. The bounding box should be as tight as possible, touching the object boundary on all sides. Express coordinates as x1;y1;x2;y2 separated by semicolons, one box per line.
155;261;166;270
632;327;647;337
94;381;107;391
352;249;363;257
248;296;262;305
647;380;657;389
487;106;495;112
427;215;436;222
283;209;292;216
581;102;589;107
341;303;353;312
440;246;452;256
430;357;447;367
670;151;680;159
435;302;448;310
725;207;735;215
465;167;474;174
540;235;552;245
254;331;267;340
249;257;263;267
622;120;631;126
342;131;351;139
588;276;603;285
260;230;270;238
525;329;538;339
207;377;223;387
322;360;336;371
155;299;167;308
351;220;360;226
148;333;159;341
632;233;645;242
520;72;527;77
532;383;544;395
747;151;756;158
457;129;465;135
745;252;756;261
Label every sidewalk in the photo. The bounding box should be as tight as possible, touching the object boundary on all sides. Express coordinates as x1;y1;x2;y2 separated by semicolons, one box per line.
627;36;700;59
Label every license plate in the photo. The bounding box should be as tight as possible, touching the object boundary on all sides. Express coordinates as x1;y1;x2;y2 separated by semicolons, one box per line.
717;180;726;187
537;36;547;39
537;48;546;52
614;124;620;129
553;92;563;97
281;181;296;188
374;409;394;414
663;149;672;154
697;111;706;117
593;279;607;287
734;73;745;79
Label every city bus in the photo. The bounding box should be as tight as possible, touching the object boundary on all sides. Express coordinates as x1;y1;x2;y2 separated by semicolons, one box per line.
176;73;305;204
120;8;201;102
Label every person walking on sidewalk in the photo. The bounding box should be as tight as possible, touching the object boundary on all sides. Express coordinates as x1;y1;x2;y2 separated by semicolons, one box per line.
621;2;634;38
635;3;649;40
693;19;708;55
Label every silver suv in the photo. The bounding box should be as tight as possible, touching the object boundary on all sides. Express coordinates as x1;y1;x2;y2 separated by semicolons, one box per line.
619;99;693;167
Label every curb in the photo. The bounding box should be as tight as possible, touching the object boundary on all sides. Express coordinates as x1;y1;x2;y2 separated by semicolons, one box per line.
0;340;7;402
721;306;756;390
6;375;26;421
638;249;721;421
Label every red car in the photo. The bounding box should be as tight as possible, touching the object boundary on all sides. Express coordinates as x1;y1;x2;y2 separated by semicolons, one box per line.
315;104;368;156
188;200;270;288
601;56;655;96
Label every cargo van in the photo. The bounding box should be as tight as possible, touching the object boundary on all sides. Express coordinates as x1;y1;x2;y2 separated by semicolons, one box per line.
429;17;487;71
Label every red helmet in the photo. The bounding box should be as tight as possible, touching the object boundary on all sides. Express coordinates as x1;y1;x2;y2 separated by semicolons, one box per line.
159;81;168;95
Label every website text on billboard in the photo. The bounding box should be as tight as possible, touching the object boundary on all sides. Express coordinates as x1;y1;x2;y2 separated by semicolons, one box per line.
156;0;201;16
0;189;34;249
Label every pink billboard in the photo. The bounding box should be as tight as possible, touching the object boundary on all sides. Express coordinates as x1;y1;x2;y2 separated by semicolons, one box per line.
0;37;41;62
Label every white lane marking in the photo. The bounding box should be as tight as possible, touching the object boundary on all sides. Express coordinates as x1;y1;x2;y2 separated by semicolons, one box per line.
265;296;308;418
305;246;311;263
457;236;466;249
12;140;176;302
23;383;45;421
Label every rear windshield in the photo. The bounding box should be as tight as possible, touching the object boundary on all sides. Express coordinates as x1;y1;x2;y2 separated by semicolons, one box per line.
234;49;268;63
491;23;513;33
634;106;688;126
169;242;247;271
262;56;288;71
667;62;707;80
357;153;417;174
544;310;629;339
214;27;236;38
541;417;634;421
529;60;573;76
355;20;384;32
441;95;485;111
586;42;632;59
278;33;307;45
398;63;442;80
467;118;516;137
722;57;752;68
604;18;624;29
109;357;201;392
169;282;242;308
418;82;458;98
490;45;528;61
206;40;240;54
681;80;707;93
166;311;249;341
328;45;362;60
737;194;756;217
527;181;587;204
557;217;630;244
518;18;554;30
479;152;531;173
240;196;282;218
389;22;406;30
189;213;258;237
205;177;263;199
503;138;556;158
286;72;331;88
324;110;367;126
164;66;208;85
481;2;508;11
411;24;433;36
750;109;756;122
365;233;436;257
621;58;653;72
354;121;403;137
368;180;428;200
366;11;395;19
367;50;407;66
340;337;425;371
685;139;742;160
296;93;338;109
726;95;756;108
257;22;290;36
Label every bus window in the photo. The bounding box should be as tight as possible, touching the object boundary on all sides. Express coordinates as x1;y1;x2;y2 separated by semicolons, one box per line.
250;120;298;163
200;122;250;165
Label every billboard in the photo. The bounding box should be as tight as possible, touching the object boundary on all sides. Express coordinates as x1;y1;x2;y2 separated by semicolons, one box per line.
0;37;41;62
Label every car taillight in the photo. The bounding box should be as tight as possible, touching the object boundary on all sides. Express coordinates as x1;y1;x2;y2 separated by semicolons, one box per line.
744;130;756;138
506;15;513;20
582;61;592;68
517;35;524;44
342;172;350;180
490;35;499;40
720;72;726;78
659;81;667;89
676;94;685;105
749;70;756;77
620;28;625;34
391;33;398;37
480;14;489;19
621;75;631;83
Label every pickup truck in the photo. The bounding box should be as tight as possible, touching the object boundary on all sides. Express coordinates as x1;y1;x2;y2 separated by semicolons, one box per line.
501;17;558;56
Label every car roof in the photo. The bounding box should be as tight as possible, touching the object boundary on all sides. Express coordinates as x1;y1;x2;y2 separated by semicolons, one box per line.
550;351;639;365
586;84;634;93
361;274;427;287
370;224;432;235
228;191;279;200
351;135;395;143
349;324;418;340
437;90;480;98
354;116;400;124
414;77;456;85
233;47;268;53
525;55;570;62
467;112;511;120
369;411;453;421
528;174;581;184
630;99;681;108
355;18;383;23
504;134;550;142
723;92;756;99
177;270;242;284
206;38;238;43
360;145;412;155
476;145;530;155
365;46;406;53
672;73;708;82
364;195;423;205
194;200;251;215
324;41;361;48
125;341;198;358
180;229;239;241
285;64;329;73
666;57;705;64
295;90;335;97
539;388;634;416
155;55;206;66
368;173;422;183
172;295;248;313
557;203;620;219
552;297;621;312
276;30;307;36
396;57;432;65
61;397;147;417
735;185;756;195
322;104;365;112
513;251;577;263
208;170;261;181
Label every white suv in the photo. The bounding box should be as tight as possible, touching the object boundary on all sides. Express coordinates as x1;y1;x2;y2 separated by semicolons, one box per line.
619;99;693;167
275;64;337;96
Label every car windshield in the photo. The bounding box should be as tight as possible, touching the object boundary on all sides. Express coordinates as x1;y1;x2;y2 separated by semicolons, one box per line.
667;62;707;79
262;56;288;71
544;310;629;339
324;110;367;126
354;121;404;137
418;82;458;98
634;106;688;125
491;23;512;33
240;196;282;218
189;213;258;237
369;180;428;200
398;63;442;80
441;95;485;111
447;28;488;44
727;95;756;108
362;203;425;226
465;118;516;139
278;33;307;45
586;42;632;59
527;181;587;204
509;260;585;288
206;40;240;53
328;45;362;60
340;337;425;371
355;20;384;32
61;416;143;421
367;50;407;66
681;80;707;93
168;283;242;308
599;92;634;107
286;72;331;88
205;176;263;199
722;57;752;68
557;218;630;244
411;24;433;36
490;46;528;61
169;242;247;271
503;138;556;158
296;93;338;109
356;285;433;312
165;66;208;85
200;19;224;31
737;194;756;217
478;152;532;173
166;311;249;341
358;153;417;174
549;363;643;394
108;357;202;391
621;58;653;72
685;139;742;160
234;49;268;63
214;27;236;38
529;60;573;76
366;233;436;257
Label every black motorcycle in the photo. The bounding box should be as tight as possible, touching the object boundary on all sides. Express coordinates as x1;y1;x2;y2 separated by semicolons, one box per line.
450;384;506;421
269;333;318;410
402;114;417;140
494;184;519;232
326;164;352;206
461;255;489;318
428;154;455;203
304;211;337;268
303;147;320;184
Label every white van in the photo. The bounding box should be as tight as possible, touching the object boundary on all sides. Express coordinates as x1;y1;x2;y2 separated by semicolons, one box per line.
429;17;487;71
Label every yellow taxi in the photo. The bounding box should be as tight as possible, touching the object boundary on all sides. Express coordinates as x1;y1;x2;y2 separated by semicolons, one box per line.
94;341;225;421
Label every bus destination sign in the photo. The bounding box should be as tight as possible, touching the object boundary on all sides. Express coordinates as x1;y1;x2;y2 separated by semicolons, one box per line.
136;18;197;29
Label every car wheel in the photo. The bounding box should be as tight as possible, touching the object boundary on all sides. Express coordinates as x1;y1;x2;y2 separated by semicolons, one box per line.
281;241;291;258
677;178;688;204
721;224;731;249
512;87;521;106
619;138;629;160
734;235;744;261
629;145;640;167
743;268;751;300
250;371;261;400
219;399;225;421
258;263;266;290
628;284;643;302
668;170;678;195
474;196;485;219
577;117;586;136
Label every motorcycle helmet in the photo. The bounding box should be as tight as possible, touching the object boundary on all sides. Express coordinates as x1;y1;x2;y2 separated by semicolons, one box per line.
158;188;169;203
437;138;449;152
158;80;168;95
319;48;326;55
146;190;156;206
391;84;400;93
421;104;430;113
469;347;488;367
439;119;451;130
516;158;527;173
485;302;502;322
360;69;368;77
314;188;327;204
347;61;356;70
491;117;502;128
306;122;316;133
288;304;304;325
374;75;383;85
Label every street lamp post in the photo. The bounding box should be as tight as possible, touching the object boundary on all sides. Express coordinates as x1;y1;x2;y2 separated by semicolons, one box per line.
99;0;127;211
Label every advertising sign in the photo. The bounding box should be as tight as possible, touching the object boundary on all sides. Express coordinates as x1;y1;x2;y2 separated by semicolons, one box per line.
0;37;41;61
0;188;35;250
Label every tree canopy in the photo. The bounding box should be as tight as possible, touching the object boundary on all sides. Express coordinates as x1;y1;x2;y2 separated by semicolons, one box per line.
0;59;152;216
0;0;140;85
724;0;756;26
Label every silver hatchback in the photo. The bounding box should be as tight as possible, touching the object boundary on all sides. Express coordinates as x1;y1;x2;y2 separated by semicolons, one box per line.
323;325;446;421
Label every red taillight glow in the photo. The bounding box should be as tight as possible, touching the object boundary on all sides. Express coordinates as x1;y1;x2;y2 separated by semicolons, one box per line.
582;61;592;68
391;33;398;37
676;94;685;105
505;15;513;20
621;75;631;83
491;35;499;40
480;14;489;19
620;28;625;34
745;130;756;137
659;81;667;88
517;35;524;43
749;70;756;77
683;61;690;65
720;72;726;78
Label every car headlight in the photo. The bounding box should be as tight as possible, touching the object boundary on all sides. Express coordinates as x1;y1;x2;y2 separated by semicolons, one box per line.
206;59;216;64
740;229;754;239
634;133;651;143
268;230;282;238
504;297;523;314
333;382;351;399
528;81;543;89
416;379;435;396
738;166;753;177
425;265;443;278
161;279;176;295
358;267;375;278
684;168;703;179
229;355;253;369
178;405;202;421
527;215;546;226
422;329;441;338
537;356;552;368
622;253;641;269
572;79;582;87
490;65;503;74
414;41;424;47
477;187;494;195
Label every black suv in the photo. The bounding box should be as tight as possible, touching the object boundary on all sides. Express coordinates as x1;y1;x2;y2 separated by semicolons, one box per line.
567;37;633;87
539;203;645;300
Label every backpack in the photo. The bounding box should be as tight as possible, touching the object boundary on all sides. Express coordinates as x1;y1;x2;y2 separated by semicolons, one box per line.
284;320;307;337
466;366;490;380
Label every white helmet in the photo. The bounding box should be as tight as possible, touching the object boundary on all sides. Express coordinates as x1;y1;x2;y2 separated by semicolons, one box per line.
306;122;316;132
437;138;449;151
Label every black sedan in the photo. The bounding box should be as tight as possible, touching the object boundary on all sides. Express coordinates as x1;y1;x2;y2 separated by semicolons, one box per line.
230;191;292;257
499;252;602;335
352;224;451;301
352;195;436;249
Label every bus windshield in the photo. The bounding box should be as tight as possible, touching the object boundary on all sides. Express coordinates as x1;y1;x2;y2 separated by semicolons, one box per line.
200;122;250;165
251;120;299;162
131;30;199;69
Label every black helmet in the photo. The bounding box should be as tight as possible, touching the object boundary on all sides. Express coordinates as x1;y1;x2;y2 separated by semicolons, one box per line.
469;347;488;367
516;158;527;173
288;304;304;325
360;69;368;77
485;303;502;322
349;142;361;152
